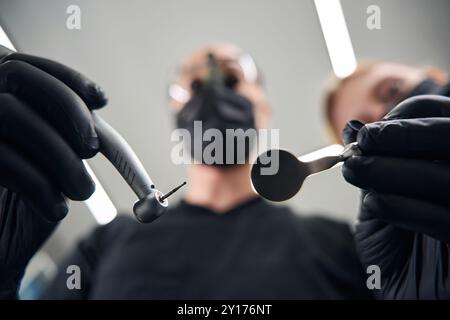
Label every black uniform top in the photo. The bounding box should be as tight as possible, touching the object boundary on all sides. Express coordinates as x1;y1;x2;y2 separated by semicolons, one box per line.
42;197;373;299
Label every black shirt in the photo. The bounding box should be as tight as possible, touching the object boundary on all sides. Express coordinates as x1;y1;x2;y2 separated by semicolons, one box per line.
43;197;373;299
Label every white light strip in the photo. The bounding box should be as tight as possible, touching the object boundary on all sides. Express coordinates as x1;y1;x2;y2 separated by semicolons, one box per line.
0;25;117;224
0;25;15;50
83;161;117;224
298;144;344;162
314;0;357;78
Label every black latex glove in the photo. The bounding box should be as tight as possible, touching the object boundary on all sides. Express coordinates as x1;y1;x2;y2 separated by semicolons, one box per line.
342;95;450;299
0;45;107;298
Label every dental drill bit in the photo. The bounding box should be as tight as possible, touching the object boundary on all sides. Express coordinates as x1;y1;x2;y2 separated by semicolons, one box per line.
93;112;187;223
250;142;361;202
158;181;187;203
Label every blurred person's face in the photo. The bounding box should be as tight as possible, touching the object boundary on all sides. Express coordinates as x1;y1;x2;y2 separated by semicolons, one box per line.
169;44;271;130
168;44;272;166
331;62;427;136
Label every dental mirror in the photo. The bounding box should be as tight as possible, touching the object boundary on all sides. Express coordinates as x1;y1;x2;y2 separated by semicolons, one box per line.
250;143;361;202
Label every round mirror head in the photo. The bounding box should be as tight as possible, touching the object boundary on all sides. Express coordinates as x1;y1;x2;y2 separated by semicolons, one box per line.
251;149;306;202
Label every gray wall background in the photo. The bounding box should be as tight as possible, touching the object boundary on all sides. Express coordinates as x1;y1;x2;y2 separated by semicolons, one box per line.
0;0;449;263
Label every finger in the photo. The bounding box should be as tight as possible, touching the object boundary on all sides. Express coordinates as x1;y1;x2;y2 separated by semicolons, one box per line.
357;117;450;159
0;93;95;200
342;120;364;145
0;60;98;158
343;155;450;204
0;186;57;250
0;143;68;222
384;95;450;120
2;52;107;109
362;192;450;243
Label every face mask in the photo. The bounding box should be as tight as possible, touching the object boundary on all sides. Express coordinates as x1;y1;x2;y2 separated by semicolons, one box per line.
404;78;450;99
176;81;256;166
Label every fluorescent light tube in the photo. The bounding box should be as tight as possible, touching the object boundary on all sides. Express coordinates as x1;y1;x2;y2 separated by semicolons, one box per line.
314;0;357;78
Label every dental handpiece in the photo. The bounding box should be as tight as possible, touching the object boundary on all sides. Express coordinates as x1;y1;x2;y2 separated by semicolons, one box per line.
3;43;184;223
92;113;185;223
250;142;361;202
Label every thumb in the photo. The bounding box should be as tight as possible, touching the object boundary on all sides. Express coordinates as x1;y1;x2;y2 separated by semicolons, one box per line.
343;120;364;144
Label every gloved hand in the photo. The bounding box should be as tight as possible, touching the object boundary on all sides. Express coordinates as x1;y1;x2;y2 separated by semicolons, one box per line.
0;45;107;298
342;95;450;299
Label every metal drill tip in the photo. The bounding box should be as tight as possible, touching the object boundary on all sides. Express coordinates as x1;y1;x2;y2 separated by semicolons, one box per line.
159;181;187;202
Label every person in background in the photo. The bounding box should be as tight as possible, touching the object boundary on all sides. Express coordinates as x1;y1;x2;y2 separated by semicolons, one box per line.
323;60;449;143
322;60;450;299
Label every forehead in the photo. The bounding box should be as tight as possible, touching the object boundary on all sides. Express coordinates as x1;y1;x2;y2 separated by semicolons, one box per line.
337;62;419;101
364;62;419;79
335;71;372;110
